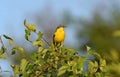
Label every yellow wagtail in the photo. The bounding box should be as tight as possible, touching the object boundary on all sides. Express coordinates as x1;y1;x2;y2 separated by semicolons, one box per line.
53;25;66;47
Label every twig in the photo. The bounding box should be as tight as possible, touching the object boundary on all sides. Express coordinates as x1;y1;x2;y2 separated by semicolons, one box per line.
42;37;50;46
34;31;50;46
34;62;51;77
35;51;65;77
0;36;12;65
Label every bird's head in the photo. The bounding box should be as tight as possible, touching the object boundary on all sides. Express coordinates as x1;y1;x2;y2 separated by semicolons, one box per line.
56;25;66;31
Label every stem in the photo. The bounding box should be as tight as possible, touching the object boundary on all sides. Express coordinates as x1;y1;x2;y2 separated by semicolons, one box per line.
42;37;50;46
34;31;50;46
0;36;12;65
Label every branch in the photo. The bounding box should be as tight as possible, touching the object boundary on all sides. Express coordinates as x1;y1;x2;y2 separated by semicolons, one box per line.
0;35;12;64
42;37;50;46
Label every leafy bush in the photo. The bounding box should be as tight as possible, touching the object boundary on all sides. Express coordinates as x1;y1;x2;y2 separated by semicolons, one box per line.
0;20;116;77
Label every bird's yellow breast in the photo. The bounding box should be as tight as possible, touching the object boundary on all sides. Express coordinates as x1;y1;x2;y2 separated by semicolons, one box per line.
54;27;65;43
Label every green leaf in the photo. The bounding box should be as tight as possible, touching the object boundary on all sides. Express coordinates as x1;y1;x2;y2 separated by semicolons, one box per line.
1;46;6;54
30;53;38;61
24;19;36;32
32;40;43;46
41;49;48;59
11;65;20;75
88;61;98;74
11;49;16;55
88;50;101;59
42;49;48;53
77;57;86;71
95;72;102;77
20;59;28;73
24;29;31;41
3;34;14;45
12;46;24;55
65;48;76;59
69;75;75;77
25;63;34;74
68;61;76;67
57;65;69;76
86;46;92;56
100;59;106;71
37;31;43;41
86;45;91;51
92;52;101;59
68;61;77;74
0;54;6;59
38;47;43;52
0;47;6;58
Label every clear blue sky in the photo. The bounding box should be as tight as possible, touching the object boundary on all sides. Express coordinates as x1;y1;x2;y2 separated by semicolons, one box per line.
0;0;104;37
0;0;118;76
0;0;107;47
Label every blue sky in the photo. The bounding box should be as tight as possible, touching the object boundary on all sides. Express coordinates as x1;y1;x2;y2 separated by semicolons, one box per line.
0;0;118;36
0;0;117;76
0;0;104;47
0;0;102;36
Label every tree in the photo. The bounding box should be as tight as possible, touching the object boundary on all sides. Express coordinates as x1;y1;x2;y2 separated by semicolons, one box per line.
0;20;108;77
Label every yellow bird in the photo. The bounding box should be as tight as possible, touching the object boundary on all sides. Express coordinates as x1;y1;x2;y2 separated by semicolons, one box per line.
53;25;66;47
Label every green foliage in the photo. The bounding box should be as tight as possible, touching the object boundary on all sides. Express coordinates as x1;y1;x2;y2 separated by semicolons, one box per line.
0;20;119;77
3;34;14;45
62;7;120;77
12;46;24;55
25;29;31;41
113;30;120;37
77;12;120;64
24;19;36;32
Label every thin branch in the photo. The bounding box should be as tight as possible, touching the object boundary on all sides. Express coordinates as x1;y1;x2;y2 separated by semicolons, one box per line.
0;36;12;65
35;51;65;77
42;37;50;46
35;63;50;77
34;31;50;46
